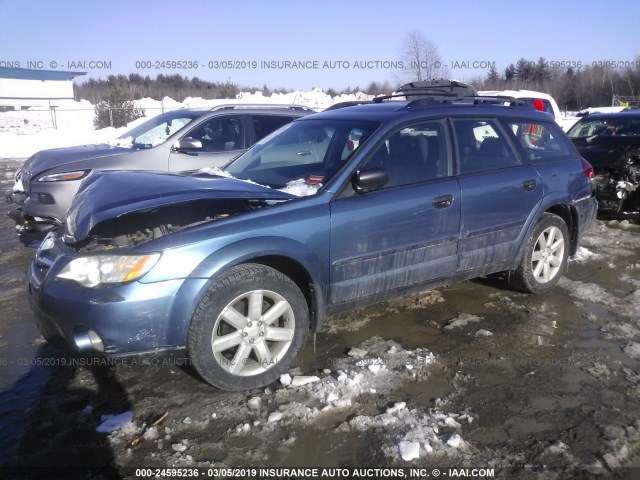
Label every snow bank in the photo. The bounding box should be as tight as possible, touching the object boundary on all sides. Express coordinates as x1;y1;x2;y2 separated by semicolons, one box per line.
0;89;372;159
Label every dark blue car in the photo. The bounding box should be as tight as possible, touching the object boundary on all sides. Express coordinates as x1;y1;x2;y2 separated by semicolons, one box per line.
29;84;597;390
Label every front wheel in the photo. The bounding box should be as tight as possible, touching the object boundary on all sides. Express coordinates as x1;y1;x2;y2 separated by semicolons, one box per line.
512;213;569;293
188;264;309;391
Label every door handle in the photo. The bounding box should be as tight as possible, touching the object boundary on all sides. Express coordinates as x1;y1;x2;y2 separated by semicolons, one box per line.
432;194;453;208
522;179;537;191
297;150;312;156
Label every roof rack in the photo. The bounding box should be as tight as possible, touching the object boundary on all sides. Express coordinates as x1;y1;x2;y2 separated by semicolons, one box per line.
207;104;315;112
366;79;479;104
324;100;372;111
396;79;478;98
404;95;532;110
324;80;537;112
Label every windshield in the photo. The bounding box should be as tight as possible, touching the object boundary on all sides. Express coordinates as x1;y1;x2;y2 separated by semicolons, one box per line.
567;117;640;137
224;119;379;190
116;110;201;148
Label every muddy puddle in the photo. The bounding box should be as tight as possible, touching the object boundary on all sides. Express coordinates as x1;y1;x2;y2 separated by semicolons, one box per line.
1;158;640;478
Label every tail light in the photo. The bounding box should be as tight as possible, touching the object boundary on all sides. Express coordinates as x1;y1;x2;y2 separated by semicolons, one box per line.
532;98;545;112
581;158;594;181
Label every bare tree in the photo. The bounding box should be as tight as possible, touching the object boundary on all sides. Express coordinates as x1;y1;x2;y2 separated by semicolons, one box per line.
399;30;448;82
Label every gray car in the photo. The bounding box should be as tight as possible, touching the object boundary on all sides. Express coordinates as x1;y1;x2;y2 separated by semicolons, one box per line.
6;104;313;232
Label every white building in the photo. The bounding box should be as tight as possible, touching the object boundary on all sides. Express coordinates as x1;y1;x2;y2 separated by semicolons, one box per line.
0;67;86;110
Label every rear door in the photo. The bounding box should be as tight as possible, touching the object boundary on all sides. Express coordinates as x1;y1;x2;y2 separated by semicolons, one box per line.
329;119;461;305
452;118;543;271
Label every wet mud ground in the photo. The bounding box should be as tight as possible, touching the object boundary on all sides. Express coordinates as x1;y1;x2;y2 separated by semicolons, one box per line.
1;158;640;479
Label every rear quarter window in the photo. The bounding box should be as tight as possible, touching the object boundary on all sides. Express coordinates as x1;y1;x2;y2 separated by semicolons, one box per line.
503;119;574;162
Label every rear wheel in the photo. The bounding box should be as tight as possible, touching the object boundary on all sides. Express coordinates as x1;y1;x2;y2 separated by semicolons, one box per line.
512;213;569;293
188;264;309;391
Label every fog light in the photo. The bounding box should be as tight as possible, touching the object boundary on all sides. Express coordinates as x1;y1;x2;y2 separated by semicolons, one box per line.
73;328;105;353
37;193;54;205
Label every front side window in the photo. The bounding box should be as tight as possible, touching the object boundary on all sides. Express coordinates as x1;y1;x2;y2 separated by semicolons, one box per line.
453;119;519;174
185;116;244;152
505;119;573;161
360;120;450;188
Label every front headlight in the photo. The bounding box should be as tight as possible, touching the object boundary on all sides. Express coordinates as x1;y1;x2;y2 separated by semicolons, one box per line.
37;170;91;182
57;254;161;288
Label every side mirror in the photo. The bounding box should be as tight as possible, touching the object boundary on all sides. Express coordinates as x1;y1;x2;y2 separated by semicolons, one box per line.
353;168;389;193
173;137;203;151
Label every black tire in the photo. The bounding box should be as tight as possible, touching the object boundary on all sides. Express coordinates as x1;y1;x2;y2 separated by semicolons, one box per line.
512;213;570;294
187;263;309;391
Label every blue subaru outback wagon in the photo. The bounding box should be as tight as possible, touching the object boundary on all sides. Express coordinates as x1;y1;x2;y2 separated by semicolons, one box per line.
29;81;597;390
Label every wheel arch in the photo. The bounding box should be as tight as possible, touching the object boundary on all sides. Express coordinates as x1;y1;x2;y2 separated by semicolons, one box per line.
544;203;579;256
244;254;325;333
187;237;328;335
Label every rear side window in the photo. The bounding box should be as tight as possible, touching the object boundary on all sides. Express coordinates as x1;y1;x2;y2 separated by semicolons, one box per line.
253;115;295;141
504;119;574;161
452;119;520;174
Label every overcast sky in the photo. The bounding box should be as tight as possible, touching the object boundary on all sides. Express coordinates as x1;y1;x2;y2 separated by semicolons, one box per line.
1;0;639;90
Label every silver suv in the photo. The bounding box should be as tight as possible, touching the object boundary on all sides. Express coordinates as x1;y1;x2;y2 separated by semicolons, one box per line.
6;104;313;232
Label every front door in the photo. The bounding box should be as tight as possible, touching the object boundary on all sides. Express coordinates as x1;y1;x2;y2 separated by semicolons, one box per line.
329;119;461;305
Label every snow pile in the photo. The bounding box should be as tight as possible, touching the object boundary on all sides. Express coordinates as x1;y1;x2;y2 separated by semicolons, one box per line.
384;289;444;313
475;329;494;337
351;402;474;462
237;88;372;111
278;178;322;197
577;106;626;116
96;411;134;433
208;337;472;463
558;279;617;308
484;292;528;311
444;313;484;330
198;166;232;177
198;167;321;197
571;247;602;262
580;220;640;264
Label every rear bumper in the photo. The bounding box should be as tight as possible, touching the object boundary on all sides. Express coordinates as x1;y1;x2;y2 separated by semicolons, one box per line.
573;193;598;246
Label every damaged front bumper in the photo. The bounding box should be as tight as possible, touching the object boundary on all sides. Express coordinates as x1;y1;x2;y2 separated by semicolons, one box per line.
28;233;209;356
5;188;27;205
5;188;60;234
594;177;639;213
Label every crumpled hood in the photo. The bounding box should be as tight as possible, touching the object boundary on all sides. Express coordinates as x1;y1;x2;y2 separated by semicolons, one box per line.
66;171;296;243
22;144;133;178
